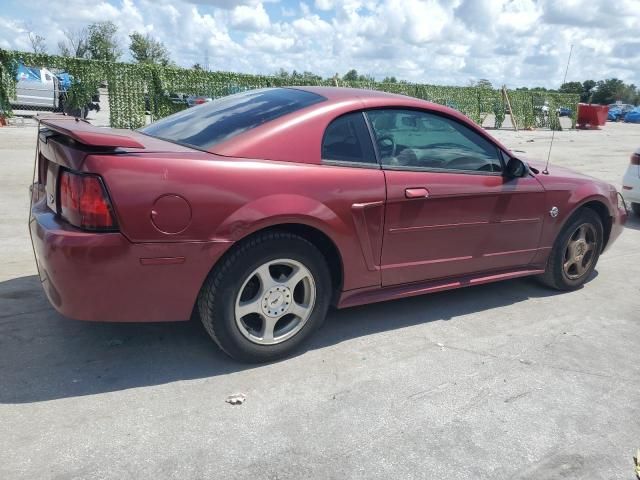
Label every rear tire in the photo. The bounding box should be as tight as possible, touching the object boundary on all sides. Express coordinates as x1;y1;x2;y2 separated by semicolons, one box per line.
198;231;331;363
631;203;640;216
537;209;603;291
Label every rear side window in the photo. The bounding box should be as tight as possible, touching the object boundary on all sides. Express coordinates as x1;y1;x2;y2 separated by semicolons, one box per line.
322;112;376;165
139;88;326;150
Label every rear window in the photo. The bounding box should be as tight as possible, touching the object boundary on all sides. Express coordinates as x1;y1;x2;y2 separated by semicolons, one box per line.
139;88;326;150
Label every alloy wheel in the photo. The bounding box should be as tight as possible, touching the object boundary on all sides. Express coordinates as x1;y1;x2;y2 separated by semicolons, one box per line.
563;223;598;280
234;258;316;345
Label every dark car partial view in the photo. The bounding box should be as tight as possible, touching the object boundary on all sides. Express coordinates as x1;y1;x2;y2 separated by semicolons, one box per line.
557;107;572;117
29;87;626;362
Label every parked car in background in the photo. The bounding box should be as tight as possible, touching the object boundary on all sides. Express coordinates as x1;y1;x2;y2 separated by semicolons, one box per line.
557;107;572;117
622;148;640;215
11;63;64;110
10;62;99;118
144;92;189;115
186;95;213;107
167;93;188;105
29;87;627;362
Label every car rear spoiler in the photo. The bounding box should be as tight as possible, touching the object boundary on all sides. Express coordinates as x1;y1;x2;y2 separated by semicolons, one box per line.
38;117;145;149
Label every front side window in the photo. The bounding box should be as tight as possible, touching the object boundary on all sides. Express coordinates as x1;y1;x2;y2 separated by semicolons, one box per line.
365;109;503;173
322;112;376;165
139;88;326;150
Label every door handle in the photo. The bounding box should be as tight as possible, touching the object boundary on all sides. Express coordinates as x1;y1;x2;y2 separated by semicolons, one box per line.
405;187;429;199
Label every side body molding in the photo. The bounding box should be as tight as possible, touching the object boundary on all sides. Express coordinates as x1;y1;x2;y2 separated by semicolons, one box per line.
351;201;385;272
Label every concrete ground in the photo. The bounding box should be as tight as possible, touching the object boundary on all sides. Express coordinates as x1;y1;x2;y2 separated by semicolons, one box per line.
0;122;639;479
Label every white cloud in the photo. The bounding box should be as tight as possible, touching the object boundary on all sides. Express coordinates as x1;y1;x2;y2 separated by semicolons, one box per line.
0;0;638;88
382;0;451;45
299;2;311;16
315;0;334;10
244;31;296;52
230;3;271;31
292;15;331;36
184;0;261;8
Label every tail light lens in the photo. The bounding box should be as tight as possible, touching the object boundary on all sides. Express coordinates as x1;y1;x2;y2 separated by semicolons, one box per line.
631;152;640;165
58;170;117;230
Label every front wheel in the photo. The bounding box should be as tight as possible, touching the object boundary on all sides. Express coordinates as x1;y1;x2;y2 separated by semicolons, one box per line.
538;209;603;290
198;231;331;363
631;203;640;216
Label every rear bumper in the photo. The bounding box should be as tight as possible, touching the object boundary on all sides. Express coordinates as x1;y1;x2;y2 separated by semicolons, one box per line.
30;202;232;322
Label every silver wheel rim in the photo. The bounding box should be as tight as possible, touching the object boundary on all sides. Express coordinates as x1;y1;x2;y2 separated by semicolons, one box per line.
563;223;598;280
234;258;316;345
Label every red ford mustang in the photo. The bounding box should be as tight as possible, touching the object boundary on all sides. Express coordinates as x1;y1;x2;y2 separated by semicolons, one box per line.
30;87;626;362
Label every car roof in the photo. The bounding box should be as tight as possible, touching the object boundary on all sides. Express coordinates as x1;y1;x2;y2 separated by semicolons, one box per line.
210;86;511;163
287;86;452;113
290;86;411;102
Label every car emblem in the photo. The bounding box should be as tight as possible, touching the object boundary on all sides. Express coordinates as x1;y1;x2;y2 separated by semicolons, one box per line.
549;206;559;218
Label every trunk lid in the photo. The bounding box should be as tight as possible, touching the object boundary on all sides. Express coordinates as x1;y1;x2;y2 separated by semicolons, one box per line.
33;117;200;214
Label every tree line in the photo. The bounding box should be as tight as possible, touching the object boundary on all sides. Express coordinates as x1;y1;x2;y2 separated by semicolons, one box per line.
558;80;639;106
22;23;639;106
27;21;172;66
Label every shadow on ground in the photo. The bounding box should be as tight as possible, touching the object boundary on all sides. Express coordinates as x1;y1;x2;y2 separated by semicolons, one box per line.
0;273;567;404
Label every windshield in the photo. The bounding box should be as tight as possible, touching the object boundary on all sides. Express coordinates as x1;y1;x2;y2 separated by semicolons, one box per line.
139;88;326;150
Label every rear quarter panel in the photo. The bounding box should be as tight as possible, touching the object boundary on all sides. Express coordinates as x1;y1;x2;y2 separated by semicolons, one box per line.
84;153;386;291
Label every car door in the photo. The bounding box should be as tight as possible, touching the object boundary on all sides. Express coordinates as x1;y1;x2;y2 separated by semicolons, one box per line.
365;108;545;287
321;111;386;288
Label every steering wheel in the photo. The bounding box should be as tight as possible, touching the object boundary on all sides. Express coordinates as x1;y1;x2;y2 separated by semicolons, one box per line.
376;135;396;158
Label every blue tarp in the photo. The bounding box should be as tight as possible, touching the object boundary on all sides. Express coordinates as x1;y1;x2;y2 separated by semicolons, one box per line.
608;108;623;121
624;107;640;123
57;72;72;90
16;63;40;81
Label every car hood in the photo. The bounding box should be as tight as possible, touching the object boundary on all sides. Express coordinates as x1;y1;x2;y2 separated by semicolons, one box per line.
519;157;618;205
523;157;609;187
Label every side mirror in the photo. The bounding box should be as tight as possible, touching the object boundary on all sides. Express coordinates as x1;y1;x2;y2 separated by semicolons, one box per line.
505;157;528;178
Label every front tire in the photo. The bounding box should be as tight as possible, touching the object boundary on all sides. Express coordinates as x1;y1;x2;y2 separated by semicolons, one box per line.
538;209;603;291
631;203;640;216
198;231;331;363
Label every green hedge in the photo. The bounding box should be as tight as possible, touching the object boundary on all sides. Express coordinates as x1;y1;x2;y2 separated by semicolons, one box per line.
0;49;579;130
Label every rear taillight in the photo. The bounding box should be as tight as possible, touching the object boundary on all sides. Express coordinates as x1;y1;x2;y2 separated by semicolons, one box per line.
631;152;640;165
58;170;117;231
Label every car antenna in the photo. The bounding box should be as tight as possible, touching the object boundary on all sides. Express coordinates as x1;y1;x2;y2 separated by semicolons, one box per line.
543;44;573;175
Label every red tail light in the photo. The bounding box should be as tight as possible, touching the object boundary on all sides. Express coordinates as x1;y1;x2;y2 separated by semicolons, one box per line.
59;170;117;230
631;152;640;165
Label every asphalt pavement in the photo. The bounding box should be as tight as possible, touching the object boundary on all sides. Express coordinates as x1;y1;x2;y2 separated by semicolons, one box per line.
1;123;639;479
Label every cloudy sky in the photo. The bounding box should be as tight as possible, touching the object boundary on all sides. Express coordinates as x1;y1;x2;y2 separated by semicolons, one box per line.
1;0;638;88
